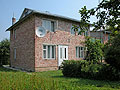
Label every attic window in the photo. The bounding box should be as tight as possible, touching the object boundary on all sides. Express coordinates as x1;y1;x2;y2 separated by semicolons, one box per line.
42;20;55;32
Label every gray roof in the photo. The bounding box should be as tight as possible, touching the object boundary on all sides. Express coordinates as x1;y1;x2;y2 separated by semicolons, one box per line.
32;9;80;22
6;8;80;31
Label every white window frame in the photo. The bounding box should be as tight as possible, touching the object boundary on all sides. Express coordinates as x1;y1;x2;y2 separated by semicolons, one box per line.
42;19;55;32
43;45;56;59
76;46;85;58
14;48;16;60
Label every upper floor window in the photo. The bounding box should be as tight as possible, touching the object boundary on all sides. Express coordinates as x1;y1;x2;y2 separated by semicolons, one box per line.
70;26;75;35
84;31;88;36
108;35;110;40
70;26;81;35
42;20;55;32
13;29;16;39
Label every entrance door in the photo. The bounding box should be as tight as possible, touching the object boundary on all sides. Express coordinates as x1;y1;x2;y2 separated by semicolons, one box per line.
58;45;68;66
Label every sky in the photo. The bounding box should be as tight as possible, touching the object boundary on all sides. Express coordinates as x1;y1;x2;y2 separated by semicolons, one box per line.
0;0;99;41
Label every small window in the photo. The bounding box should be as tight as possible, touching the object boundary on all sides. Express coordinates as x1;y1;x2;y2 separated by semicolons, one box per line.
42;20;55;32
76;46;85;58
108;35;110;40
14;48;16;60
13;29;16;39
43;45;55;59
70;26;81;35
51;21;55;32
70;26;75;35
84;31;88;36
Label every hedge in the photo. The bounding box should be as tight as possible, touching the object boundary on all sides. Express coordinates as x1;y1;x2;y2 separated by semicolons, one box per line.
62;60;120;81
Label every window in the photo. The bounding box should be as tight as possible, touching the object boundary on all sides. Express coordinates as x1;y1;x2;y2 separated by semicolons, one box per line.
13;29;16;39
76;46;84;58
84;31;88;36
108;35;110;40
42;20;55;32
70;26;81;35
14;48;16;60
70;26;75;35
43;45;55;59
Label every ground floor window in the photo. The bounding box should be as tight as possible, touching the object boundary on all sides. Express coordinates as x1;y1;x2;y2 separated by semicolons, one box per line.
14;48;16;60
43;45;55;59
76;46;85;58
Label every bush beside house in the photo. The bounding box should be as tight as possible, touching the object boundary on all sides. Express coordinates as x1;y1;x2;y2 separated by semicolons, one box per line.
62;60;120;81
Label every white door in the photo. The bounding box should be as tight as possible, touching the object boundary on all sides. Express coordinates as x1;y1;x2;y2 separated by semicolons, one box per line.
58;45;68;66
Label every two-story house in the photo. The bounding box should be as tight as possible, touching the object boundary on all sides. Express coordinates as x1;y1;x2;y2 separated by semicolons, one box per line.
6;8;89;72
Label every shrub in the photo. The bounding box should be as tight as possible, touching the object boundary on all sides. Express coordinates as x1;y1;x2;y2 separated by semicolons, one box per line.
85;37;104;63
62;60;120;81
105;33;120;70
97;65;120;81
81;63;103;79
62;60;89;77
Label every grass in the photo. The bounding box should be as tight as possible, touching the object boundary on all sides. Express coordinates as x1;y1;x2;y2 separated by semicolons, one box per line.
0;67;120;90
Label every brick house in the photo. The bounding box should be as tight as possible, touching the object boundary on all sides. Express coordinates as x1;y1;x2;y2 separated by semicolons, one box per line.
6;8;89;72
90;30;111;44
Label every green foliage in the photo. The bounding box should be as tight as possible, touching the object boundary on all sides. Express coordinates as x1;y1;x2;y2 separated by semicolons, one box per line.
0;67;120;90
62;60;120;81
79;0;120;32
0;39;10;66
104;33;120;70
97;65;120;81
85;37;104;63
62;60;89;77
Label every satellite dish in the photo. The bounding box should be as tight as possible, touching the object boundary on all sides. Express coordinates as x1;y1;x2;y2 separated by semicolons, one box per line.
36;26;46;37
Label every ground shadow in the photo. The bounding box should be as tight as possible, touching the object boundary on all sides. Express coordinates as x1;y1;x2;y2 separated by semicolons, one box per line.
0;66;18;72
52;75;120;89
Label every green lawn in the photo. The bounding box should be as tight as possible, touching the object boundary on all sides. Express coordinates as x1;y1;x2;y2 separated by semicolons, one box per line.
0;67;120;90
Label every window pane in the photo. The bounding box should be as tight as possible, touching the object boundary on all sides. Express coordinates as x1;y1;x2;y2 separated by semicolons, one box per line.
43;50;46;58
71;27;75;34
81;47;84;50
43;45;46;49
65;48;66;59
51;21;54;32
79;47;81;58
42;20;51;31
48;46;50;58
76;47;78;58
52;46;55;58
14;29;16;39
60;48;62;59
46;20;51;31
14;48;16;60
81;51;84;58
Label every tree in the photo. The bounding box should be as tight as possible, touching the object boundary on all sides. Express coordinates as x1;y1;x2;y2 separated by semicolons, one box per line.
85;37;104;63
78;0;120;69
104;33;120;70
0;39;10;66
79;0;120;33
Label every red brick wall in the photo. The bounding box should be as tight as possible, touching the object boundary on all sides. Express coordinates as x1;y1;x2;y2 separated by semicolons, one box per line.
10;15;35;71
34;15;86;71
